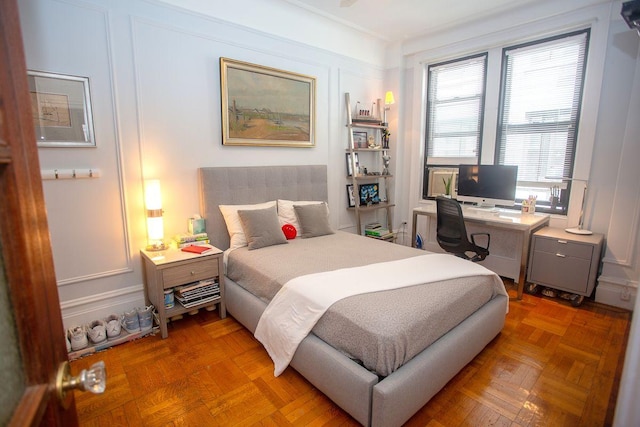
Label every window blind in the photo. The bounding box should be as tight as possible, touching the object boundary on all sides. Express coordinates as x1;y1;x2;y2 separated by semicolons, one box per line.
497;30;589;211
426;54;487;163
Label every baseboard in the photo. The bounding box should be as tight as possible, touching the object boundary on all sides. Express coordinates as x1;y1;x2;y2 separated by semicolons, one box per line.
61;284;146;330
595;277;638;311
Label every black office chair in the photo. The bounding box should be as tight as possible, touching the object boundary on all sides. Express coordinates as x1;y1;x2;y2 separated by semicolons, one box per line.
435;196;490;262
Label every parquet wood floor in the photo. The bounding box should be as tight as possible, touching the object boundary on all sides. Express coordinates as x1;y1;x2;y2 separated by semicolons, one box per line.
71;283;631;426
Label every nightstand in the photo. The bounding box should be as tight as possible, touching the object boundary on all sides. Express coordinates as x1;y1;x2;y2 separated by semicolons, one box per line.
527;227;603;306
140;247;226;338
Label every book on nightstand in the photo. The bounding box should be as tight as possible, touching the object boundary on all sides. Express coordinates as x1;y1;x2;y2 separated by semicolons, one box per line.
181;244;215;255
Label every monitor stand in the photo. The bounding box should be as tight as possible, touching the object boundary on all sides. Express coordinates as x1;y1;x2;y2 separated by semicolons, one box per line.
467;203;499;213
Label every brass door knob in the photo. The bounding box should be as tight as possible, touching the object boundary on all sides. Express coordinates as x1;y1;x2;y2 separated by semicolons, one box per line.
56;360;106;408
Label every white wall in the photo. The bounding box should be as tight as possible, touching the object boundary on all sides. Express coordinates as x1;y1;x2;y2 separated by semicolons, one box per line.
18;0;385;327
17;0;639;327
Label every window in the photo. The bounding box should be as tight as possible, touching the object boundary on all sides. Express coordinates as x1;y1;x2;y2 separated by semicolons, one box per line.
497;30;589;213
425;54;487;165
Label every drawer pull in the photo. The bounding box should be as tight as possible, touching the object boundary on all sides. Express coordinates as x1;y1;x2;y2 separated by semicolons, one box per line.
557;240;568;244
555;253;566;258
191;271;195;275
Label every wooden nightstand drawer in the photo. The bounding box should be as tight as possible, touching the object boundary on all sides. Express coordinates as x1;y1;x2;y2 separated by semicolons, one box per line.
162;258;219;288
533;237;593;260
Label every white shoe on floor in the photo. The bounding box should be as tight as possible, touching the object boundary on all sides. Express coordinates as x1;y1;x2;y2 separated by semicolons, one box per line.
137;305;154;332
68;326;88;351
87;320;107;344
105;314;122;339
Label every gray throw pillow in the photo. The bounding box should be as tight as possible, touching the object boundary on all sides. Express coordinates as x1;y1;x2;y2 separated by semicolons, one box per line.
294;203;334;238
237;206;287;250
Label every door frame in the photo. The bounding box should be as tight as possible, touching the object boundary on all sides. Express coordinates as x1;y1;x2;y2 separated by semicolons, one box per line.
1;0;78;425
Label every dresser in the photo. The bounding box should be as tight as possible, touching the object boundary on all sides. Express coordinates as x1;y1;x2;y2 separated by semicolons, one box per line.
527;227;603;306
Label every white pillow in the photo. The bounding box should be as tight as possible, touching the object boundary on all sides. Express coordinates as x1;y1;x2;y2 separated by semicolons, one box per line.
277;199;327;235
219;201;277;250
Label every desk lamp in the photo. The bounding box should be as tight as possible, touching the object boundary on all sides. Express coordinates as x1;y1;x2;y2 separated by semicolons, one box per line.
565;178;592;235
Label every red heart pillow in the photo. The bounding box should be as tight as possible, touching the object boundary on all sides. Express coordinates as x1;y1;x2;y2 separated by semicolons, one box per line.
282;223;297;240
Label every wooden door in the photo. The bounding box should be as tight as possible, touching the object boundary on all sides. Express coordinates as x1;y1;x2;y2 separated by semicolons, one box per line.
0;0;79;425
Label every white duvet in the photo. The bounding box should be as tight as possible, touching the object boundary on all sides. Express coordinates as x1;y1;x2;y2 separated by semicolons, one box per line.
254;253;508;376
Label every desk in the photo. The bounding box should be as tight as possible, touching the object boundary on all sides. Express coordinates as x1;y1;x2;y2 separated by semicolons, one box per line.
411;205;549;299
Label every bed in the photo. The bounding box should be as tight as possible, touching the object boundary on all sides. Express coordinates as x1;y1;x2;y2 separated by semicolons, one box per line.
198;165;508;427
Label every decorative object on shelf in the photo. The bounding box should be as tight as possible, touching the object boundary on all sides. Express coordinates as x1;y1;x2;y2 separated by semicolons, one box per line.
220;57;316;147
353;98;382;124
382;128;390;149
145;179;166;251
359;183;380;206
353;131;367;148
346;184;356;207
367;134;381;149
382;155;391;176
27;70;96;147
346;152;359;176
383;91;395;126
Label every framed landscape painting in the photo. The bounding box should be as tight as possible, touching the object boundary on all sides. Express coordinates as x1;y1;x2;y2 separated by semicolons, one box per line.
220;58;316;147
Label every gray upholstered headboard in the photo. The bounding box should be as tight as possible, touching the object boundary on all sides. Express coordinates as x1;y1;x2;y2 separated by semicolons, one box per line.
198;165;328;250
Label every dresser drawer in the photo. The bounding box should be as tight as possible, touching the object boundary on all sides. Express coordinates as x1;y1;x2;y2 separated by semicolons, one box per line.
533;237;594;260
529;250;591;293
162;258;219;288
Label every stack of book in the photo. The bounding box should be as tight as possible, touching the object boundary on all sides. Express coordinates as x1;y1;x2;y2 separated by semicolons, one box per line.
172;232;210;248
174;278;220;309
364;223;394;241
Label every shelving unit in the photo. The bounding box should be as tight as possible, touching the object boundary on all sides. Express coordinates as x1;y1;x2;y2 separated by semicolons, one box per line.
345;92;395;239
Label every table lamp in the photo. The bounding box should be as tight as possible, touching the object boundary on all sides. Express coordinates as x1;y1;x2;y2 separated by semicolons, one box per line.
145;179;166;250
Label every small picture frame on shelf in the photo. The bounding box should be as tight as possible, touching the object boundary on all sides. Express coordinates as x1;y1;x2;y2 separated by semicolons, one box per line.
346;152;359;176
353;131;367;149
359;183;380;206
346;184;356;207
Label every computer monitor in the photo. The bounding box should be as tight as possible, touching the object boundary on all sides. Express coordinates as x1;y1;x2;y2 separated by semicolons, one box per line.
456;164;518;207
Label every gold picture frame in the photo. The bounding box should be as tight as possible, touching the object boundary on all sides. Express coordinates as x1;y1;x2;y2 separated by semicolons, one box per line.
27;70;95;148
220;58;315;147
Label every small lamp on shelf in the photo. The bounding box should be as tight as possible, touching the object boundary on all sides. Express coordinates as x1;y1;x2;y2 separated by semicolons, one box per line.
383;91;395;126
145;179;166;251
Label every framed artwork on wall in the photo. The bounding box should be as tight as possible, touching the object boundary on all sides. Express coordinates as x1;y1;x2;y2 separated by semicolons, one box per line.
353;131;367;148
359;183;380;206
27;70;96;147
346;184;355;208
220;57;316;147
346;152;359;176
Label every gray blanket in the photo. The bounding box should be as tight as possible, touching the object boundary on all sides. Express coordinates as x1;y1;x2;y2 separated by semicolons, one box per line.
226;231;503;376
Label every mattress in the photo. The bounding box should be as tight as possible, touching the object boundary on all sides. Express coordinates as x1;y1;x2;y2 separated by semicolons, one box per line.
226;231;505;376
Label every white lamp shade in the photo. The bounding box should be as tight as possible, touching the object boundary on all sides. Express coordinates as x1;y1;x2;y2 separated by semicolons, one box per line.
144;179;162;211
385;91;395;105
146;216;164;241
144;179;165;248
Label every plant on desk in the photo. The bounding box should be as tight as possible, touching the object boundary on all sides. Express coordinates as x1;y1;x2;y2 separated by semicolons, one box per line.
442;174;453;197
